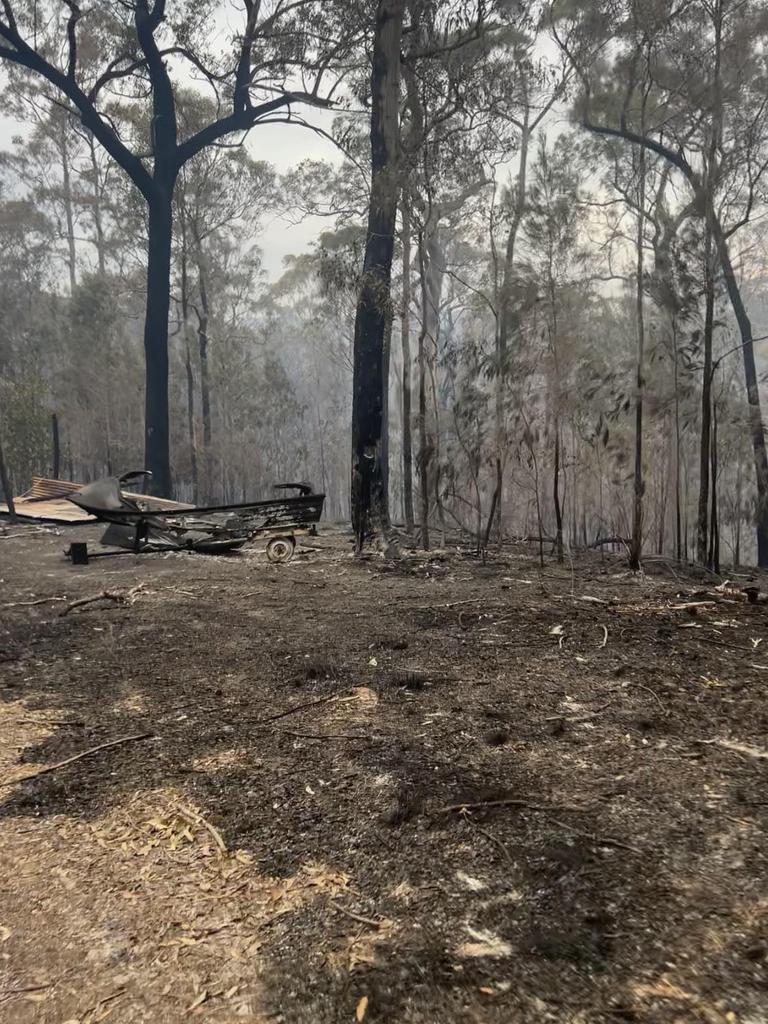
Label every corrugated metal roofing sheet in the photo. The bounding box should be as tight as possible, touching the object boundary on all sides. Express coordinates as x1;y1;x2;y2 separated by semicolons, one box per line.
24;477;82;501
0;476;192;525
0;500;95;524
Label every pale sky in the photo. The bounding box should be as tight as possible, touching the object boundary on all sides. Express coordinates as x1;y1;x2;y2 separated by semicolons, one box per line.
0;101;344;282
0;2;350;282
237;110;344;279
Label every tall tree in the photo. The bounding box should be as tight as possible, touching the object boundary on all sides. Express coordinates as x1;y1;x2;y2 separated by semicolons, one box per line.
491;9;569;542
554;0;768;564
0;1;352;495
351;0;405;548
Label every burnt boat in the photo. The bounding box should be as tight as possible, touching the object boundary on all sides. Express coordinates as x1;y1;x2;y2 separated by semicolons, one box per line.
66;471;325;562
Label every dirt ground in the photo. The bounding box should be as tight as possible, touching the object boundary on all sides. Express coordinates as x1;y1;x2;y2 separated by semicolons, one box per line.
1;523;768;1024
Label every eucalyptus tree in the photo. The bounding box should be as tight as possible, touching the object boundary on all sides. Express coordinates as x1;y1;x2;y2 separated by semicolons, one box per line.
398;0;518;547
350;0;406;548
523;132;589;562
174;96;275;500
552;0;768;564
1;105;83;293
0;1;360;495
488;3;571;541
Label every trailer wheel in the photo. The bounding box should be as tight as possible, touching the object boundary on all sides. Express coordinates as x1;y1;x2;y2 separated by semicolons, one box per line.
266;536;296;564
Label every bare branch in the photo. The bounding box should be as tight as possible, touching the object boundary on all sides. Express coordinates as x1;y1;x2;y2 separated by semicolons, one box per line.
0;15;154;197
176;91;331;168
88;54;149;102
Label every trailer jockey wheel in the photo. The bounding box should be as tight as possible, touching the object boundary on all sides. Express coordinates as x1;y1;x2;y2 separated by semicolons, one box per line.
266;536;296;564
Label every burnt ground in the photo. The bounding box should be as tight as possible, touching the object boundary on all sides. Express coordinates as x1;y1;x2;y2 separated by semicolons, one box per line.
1;525;768;1024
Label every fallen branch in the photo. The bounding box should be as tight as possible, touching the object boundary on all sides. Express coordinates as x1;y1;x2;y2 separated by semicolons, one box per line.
0;982;54;999
59;584;145;617
173;803;228;855
330;901;384;928
437;798;590;815
9;732;153;784
250;692;340;725
281;731;373;741
625;680;667;715
470;820;516;866
1;596;68;609
599;625;609;648
686;634;761;654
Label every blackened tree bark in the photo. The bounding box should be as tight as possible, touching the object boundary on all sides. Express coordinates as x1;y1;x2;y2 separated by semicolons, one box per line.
697;3;722;566
0;429;16;521
144;188;174;494
671;321;683;561
351;0;405;549
709;394;720;571
553;426;563;561
713;221;768;564
697;223;715;565
628;140;646;572
417;229;430;550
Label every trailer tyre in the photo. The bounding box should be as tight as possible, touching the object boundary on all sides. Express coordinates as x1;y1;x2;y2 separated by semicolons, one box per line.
266;536;296;564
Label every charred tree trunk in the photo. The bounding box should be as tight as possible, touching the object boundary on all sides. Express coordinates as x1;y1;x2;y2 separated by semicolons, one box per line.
417;231;430;550
350;0;404;548
382;300;394;505
553;424;563;562
143;188;174;497
0;429;16;521
712;220;768;566
697;208;715;565
709;399;719;572
734;455;742;566
629;146;646;572
400;198;415;532
570;428;578;550
671;318;683;561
